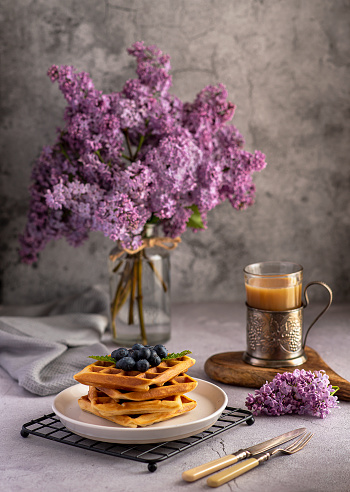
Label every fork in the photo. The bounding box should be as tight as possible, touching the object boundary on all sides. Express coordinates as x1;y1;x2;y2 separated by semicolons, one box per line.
207;432;314;488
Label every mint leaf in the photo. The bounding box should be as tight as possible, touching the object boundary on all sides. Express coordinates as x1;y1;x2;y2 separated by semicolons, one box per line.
162;350;192;360
186;205;205;229
89;355;116;363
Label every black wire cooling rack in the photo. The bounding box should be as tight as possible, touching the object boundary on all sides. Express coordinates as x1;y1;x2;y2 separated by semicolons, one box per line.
21;406;254;472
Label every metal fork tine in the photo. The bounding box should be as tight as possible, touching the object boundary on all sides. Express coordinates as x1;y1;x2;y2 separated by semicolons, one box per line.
285;433;308;451
294;432;314;451
285;432;313;453
284;433;307;451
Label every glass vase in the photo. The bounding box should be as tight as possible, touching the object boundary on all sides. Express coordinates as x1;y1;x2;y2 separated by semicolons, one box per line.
108;241;171;346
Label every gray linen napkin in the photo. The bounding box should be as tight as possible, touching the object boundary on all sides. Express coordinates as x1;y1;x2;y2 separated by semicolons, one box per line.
0;285;110;396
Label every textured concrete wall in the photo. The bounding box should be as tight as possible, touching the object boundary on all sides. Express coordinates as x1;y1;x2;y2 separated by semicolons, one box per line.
1;0;349;306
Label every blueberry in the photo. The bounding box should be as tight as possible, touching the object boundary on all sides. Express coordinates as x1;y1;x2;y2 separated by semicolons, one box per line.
139;347;151;360
153;355;162;367
111;347;129;360
132;349;143;361
148;350;162;367
153;344;168;358
117;356;136;371
132;343;144;351
148;349;157;360
135;359;150;372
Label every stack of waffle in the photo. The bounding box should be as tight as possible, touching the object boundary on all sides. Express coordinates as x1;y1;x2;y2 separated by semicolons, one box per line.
73;355;197;428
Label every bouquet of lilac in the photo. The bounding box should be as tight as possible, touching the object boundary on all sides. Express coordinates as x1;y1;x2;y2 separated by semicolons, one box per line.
19;42;267;343
245;369;339;419
19;41;266;263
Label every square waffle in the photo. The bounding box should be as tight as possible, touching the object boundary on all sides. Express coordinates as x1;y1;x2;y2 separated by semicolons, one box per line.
87;386;184;416
95;373;198;401
78;393;197;428
74;355;195;391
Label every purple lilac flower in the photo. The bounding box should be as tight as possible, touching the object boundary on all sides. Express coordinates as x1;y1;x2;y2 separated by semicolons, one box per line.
19;42;267;263
245;369;339;419
182;83;236;153
127;41;172;96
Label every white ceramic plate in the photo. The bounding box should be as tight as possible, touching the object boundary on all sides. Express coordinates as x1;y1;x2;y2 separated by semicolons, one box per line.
52;379;228;444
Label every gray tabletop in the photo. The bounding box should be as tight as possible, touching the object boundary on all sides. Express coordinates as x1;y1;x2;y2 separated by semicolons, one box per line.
1;302;349;492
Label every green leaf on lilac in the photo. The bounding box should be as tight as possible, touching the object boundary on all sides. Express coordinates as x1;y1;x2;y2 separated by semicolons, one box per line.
94;150;104;163
331;386;339;395
162;350;192;360
147;214;160;225
88;355;116;363
186;205;204;229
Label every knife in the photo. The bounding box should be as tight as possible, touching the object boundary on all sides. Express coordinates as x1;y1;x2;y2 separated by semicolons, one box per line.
182;427;306;482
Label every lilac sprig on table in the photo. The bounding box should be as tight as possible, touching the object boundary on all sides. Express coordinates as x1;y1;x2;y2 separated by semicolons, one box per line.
19;41;267;263
245;369;339;419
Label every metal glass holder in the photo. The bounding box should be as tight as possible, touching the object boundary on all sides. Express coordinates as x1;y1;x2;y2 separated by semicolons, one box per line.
21;407;254;472
243;281;333;368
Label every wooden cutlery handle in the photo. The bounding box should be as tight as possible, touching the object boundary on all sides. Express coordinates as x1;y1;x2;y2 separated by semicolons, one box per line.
182;454;239;482
207;458;259;487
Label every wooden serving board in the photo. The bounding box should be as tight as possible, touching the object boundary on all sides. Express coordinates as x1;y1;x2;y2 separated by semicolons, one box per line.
204;346;350;401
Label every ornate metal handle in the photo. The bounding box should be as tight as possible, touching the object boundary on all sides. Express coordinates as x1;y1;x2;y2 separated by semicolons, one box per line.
302;281;333;348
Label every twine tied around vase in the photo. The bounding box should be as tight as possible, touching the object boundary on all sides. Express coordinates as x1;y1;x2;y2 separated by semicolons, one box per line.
109;236;181;261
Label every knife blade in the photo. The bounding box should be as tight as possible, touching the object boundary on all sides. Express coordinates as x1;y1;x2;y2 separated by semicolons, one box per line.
182;427;306;482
